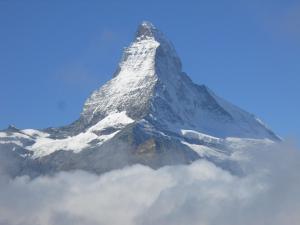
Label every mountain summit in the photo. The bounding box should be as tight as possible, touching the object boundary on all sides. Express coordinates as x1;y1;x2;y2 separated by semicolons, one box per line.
80;21;277;140
0;22;279;177
136;21;161;39
80;21;182;128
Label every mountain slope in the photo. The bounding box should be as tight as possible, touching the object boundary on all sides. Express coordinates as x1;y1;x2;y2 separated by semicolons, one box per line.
0;22;279;177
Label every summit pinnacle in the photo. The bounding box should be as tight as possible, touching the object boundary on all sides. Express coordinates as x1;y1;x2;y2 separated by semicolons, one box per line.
136;21;158;39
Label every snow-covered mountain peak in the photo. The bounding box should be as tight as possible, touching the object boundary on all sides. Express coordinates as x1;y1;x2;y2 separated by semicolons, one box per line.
135;21;158;39
79;21;278;141
135;21;172;45
116;21;180;76
0;21;280;177
81;22;183;125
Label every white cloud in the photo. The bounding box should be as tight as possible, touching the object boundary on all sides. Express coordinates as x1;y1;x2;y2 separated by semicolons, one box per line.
0;141;299;225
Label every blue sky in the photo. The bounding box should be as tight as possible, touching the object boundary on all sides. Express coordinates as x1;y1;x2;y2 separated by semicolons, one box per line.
0;0;299;141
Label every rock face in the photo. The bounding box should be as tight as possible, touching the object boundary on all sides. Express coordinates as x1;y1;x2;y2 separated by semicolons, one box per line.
0;22;279;177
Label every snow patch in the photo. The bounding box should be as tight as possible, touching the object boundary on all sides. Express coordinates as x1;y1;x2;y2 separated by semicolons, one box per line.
181;130;221;143
22;129;50;138
29;112;134;158
181;141;228;159
88;111;134;132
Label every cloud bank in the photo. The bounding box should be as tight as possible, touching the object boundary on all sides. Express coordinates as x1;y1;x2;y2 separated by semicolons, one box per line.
0;141;299;225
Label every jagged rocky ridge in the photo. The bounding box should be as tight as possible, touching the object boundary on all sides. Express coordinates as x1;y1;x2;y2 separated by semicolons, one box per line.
0;22;279;177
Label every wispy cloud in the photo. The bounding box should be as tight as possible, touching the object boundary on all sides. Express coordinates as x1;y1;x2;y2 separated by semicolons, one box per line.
100;30;117;42
277;4;300;38
245;1;300;42
55;65;98;89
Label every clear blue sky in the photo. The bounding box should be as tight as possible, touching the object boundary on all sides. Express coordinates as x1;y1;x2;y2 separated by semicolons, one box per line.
0;0;299;141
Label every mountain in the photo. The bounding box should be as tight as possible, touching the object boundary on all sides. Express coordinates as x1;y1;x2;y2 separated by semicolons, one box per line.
0;22;279;177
